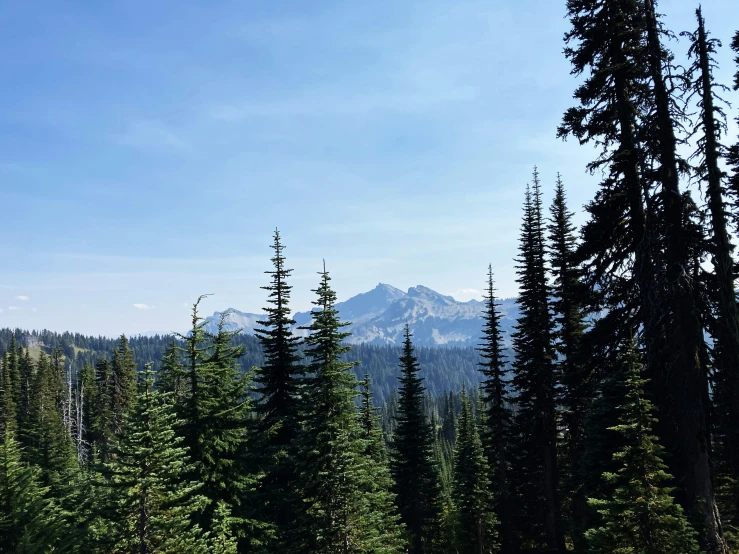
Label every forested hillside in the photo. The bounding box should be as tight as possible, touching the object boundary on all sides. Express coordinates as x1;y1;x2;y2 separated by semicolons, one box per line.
2;3;739;554
0;329;489;403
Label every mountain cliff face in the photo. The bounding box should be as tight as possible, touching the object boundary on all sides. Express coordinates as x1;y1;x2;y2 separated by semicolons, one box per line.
203;283;518;347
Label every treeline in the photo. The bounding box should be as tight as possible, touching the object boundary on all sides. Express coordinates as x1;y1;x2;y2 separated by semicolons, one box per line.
2;2;739;554
0;329;490;403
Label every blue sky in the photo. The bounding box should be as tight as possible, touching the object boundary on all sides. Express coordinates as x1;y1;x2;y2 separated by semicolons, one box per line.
1;0;737;336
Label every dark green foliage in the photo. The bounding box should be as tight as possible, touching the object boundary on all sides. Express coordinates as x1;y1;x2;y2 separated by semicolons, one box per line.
156;338;186;399
110;335;137;435
547;175;589;551
91;358;115;460
297;266;405;553
0;428;59;553
477;265;511;552
252;231;305;547
509;172;565;553
452;386;498;554
93;364;210;553
175;298;261;540
683;9;739;541
24;352;76;492
391;324;444;554
585;344;701;554
0;351;16;435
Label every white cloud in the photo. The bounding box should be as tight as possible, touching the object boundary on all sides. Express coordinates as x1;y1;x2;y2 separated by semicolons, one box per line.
16;295;29;301
133;303;154;310
7;306;19;311
31;308;37;312
450;288;483;302
0;308;4;313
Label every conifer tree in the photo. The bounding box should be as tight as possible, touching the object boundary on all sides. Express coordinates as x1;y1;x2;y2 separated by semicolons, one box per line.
297;265;403;553
547;175;589;550
0;352;16;435
24;352;77;493
684;9;739;536
391;324;443;554
5;336;20;427
0;428;59;553
91;357;115;460
477;265;512;552
17;346;32;436
175;299;261;541
452;385;498;554
359;374;407;554
561;2;724;548
94;364;210;553
110;334;137;434
641;3;724;549
253;230;305;546
156;337;185;399
509;173;565;553
585;343;701;554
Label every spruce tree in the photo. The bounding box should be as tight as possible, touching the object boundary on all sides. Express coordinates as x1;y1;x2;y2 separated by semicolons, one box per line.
24;352;77;493
561;2;725;548
684;8;739;538
585;343;701;554
91;357;115;460
547;175;589;550
94;364;210;553
175;299;262;541
156;337;185;399
253;230;305;547
297;265;403;553
359;374;407;554
477;264;512;552
0;352;16;435
452;385;498;554
5;335;20;428
509;173;565;553
110;334;137;435
391;324;443;554
0;428;59;553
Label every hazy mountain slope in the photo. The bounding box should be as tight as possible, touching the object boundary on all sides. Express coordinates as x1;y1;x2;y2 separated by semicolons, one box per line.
203;283;518;347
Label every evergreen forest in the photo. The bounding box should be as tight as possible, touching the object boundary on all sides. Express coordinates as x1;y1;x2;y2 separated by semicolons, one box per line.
3;2;739;553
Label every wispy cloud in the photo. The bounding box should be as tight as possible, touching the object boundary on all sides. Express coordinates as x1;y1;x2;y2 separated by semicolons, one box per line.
7;306;19;311
449;288;482;302
133;303;154;310
16;295;29;301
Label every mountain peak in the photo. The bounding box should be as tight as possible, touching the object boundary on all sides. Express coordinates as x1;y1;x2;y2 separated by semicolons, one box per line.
407;285;455;302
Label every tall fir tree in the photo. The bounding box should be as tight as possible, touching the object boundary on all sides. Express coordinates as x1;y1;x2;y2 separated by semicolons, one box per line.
110;334;137;435
156;337;186;399
94;364;211;553
452;385;498;554
561;1;725;548
0;428;60;554
297;265;403;553
391;324;444;554
547;175;589;550
509;172;565;553
24;352;77;494
91;357;115;460
175;299;263;542
0;351;17;435
641;2;723;549
683;8;739;538
585;342;701;554
5;336;20;429
359;374;407;554
252;230;305;547
477;264;512;553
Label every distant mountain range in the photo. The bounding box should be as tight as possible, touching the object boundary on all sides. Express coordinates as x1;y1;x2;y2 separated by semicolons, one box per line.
202;283;519;347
